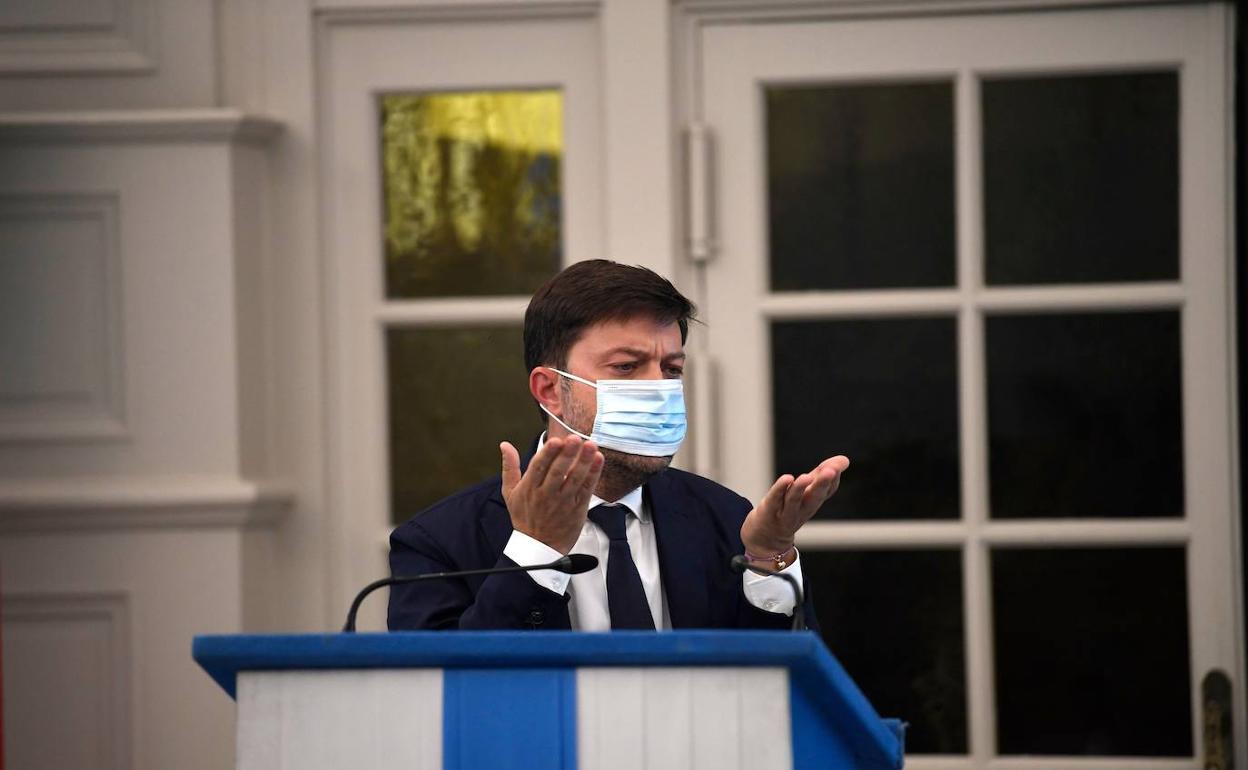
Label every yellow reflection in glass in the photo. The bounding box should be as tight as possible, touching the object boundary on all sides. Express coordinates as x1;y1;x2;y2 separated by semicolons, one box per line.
381;90;563;297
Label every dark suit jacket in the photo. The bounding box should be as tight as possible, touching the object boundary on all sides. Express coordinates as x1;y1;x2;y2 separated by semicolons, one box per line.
388;463;820;632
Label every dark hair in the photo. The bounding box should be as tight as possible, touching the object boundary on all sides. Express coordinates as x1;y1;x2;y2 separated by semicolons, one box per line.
524;260;697;373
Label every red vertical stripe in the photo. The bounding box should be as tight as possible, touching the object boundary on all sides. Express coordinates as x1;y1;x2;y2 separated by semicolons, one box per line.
1;572;5;770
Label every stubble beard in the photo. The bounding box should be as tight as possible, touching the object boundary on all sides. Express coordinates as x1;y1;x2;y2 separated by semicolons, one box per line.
560;380;671;501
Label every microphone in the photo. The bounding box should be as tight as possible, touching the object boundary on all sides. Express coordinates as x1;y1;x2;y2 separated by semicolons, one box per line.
730;554;806;632
343;553;599;632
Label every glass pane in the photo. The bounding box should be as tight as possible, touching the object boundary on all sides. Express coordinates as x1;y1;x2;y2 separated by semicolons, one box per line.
381;90;563;298
387;326;541;523
986;311;1183;518
766;81;955;291
805;549;966;753
993;547;1192;756
983;72;1179;285
772;318;959;519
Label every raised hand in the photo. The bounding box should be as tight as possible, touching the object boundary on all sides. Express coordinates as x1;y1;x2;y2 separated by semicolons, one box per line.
500;436;604;554
740;455;850;559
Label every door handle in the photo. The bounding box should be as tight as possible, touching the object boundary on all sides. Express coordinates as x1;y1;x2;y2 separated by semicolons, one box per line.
1202;669;1233;770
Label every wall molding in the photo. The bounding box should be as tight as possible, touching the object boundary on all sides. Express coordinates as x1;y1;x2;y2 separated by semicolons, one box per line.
0;591;132;770
677;0;1198;19
0;192;127;444
0;0;157;76
0;476;292;532
315;1;600;24
0;109;284;145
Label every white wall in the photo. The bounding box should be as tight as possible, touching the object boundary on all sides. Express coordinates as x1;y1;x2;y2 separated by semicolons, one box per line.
0;0;220;110
1;530;245;770
0;3;306;768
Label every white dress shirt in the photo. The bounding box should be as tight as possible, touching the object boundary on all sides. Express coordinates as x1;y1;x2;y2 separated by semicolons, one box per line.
502;436;804;630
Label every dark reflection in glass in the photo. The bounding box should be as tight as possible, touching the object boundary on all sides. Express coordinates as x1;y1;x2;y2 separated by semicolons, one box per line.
388;327;541;523
983;72;1179;285
993;547;1192;756
805;549;966;753
986;311;1183;518
772;318;960;519
766;81;955;291
381;91;563;298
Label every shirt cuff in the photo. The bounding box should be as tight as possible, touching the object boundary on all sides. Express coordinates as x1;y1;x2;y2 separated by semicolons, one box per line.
503;530;571;595
741;550;804;616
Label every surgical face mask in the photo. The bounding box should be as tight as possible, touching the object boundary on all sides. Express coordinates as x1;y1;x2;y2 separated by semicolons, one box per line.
539;367;687;457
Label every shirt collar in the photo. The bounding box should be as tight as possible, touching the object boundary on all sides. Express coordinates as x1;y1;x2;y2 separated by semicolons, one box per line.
536;432;647;521
590;487;646;521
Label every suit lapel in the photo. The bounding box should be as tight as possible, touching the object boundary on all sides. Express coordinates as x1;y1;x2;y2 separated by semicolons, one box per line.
648;473;712;628
482;488;513;559
481;441;715;628
480;445;536;559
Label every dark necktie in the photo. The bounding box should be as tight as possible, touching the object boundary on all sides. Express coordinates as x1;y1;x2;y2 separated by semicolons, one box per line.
587;504;656;630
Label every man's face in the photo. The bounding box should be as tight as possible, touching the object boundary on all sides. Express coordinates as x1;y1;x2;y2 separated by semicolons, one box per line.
554;315;686;485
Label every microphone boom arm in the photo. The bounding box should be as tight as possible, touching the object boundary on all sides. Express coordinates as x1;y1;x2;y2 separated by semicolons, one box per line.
343;554;596;632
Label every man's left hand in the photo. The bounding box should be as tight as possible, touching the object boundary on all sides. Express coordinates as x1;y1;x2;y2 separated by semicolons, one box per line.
740;455;850;559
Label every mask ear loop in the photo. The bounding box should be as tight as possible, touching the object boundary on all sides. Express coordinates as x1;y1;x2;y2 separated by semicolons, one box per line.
538;403;593;442
547;367;597;389
539;368;597;441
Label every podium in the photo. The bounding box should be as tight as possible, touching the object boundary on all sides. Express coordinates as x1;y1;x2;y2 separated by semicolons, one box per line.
194;631;904;770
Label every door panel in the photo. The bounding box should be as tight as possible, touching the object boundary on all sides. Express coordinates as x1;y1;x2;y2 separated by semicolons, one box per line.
320;12;603;629
697;4;1237;765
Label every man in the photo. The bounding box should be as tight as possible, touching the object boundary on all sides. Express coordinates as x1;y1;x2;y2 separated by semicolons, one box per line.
388;260;849;631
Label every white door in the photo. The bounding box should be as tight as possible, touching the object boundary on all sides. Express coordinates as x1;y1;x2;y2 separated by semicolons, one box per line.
694;3;1240;767
318;9;603;629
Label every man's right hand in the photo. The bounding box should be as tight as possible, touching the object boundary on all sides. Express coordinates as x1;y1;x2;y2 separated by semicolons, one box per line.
500;436;604;554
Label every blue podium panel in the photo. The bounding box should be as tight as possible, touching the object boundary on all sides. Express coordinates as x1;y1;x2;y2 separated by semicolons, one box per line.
443;668;576;770
194;631;904;770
